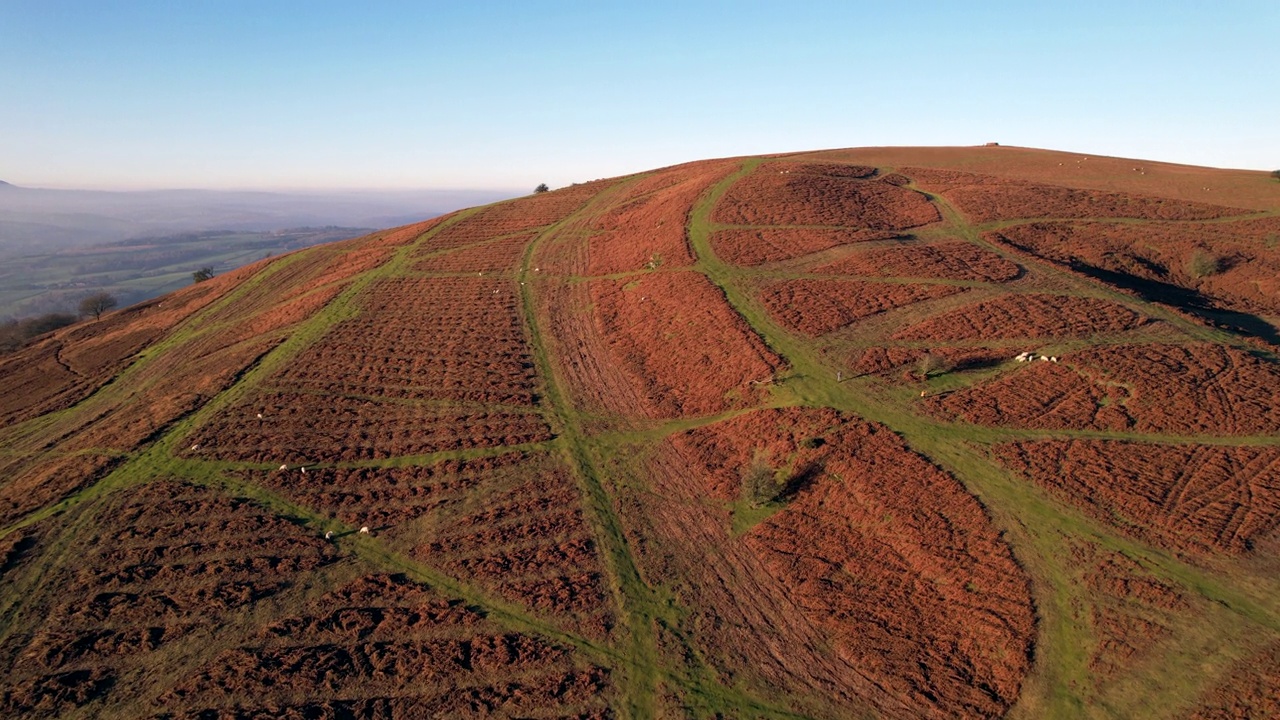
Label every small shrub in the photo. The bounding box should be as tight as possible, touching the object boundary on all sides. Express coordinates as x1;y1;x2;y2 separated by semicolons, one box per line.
917;353;951;378
1186;249;1222;278
534;183;550;193
741;459;778;508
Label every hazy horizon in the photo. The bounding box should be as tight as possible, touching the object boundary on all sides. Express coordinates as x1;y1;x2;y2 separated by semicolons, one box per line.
0;179;527;194
3;141;1274;195
3;2;1276;191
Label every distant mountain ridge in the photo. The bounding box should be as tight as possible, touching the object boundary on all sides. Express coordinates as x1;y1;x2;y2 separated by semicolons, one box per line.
0;184;518;259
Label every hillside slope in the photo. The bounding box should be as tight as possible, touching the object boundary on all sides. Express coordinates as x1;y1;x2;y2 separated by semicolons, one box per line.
1;146;1279;719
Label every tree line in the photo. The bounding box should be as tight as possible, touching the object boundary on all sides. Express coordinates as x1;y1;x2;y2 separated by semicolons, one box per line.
1;266;214;355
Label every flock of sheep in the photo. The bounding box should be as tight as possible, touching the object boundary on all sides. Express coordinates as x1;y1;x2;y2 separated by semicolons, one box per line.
1013;351;1058;363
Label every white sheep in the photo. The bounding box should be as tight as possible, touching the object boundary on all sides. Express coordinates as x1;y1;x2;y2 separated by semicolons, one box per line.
359;526;370;534
279;464;288;471
300;467;307;474
324;531;333;540
190;444;199;451
257;413;264;419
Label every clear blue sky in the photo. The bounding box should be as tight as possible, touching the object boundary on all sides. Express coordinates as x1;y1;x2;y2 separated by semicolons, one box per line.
2;1;1276;190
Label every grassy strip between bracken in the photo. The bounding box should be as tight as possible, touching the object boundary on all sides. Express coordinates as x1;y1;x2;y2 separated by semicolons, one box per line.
519;176;819;720
685;156;1280;719
0;216;476;644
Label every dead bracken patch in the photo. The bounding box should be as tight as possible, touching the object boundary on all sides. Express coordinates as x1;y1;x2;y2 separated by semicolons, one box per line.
714;162;940;228
758;278;965;337
994;440;1280;555
587;271;786;417
907;167;1251;222
813;240;1020;282
892;293;1155;341
640;407;1035;718
924;343;1280;435
710;227;898;266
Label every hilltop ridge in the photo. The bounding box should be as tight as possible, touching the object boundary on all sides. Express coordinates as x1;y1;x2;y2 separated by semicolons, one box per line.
1;146;1279;719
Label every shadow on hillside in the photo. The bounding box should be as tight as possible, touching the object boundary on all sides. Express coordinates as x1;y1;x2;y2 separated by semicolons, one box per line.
952;356;1005;373
1069;261;1280;346
777;461;824;502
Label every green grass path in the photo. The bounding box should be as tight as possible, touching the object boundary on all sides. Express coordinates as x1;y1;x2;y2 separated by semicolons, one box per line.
684;158;1280;719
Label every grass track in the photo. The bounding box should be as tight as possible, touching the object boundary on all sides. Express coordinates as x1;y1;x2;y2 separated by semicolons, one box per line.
5;162;1280;718
518;175;821;719
683;158;1280;719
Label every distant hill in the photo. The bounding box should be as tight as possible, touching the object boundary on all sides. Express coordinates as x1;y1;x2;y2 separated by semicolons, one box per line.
2;147;1279;719
0;185;517;259
0;226;377;320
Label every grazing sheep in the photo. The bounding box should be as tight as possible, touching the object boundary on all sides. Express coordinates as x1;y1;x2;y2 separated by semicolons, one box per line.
324;531;333;540
1040;356;1050;362
300;467;307;474
1051;356;1059;363
190;444;199;451
359;526;370;534
257;413;264;419
279;464;288;471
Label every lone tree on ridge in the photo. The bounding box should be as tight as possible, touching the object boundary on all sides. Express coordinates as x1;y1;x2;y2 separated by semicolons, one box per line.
79;292;117;321
1271;169;1280;181
534;183;550;193
192;266;215;283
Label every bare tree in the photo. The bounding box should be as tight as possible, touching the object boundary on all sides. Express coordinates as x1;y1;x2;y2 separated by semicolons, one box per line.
79;292;117;321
